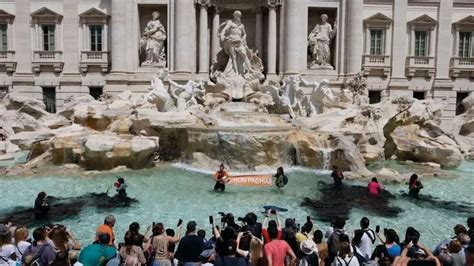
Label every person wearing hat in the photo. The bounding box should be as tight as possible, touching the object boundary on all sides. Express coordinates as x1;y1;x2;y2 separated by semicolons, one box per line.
78;233;117;266
175;221;204;265
0;224;17;265
299;239;319;266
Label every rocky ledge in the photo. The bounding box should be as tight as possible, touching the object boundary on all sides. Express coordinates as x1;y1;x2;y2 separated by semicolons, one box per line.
1;92;472;181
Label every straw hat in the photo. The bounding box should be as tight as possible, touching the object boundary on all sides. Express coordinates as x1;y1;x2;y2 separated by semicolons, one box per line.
300;239;317;255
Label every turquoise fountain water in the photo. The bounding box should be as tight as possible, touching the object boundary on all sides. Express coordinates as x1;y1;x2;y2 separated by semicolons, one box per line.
0;161;473;249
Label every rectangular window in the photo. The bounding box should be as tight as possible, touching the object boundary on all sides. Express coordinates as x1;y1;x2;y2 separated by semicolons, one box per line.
42;25;55;51
42;87;56;113
459;32;472;58
413;91;426;100
89;86;103;100
370;29;383;55
368;90;381;104
0;24;7;51
414;31;428;57
456;92;469;115
89;25;103;51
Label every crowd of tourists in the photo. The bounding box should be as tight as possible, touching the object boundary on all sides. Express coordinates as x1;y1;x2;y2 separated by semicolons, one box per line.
1;211;473;266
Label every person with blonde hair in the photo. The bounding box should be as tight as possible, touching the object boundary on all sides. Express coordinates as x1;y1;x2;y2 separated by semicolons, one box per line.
331;242;359;266
13;227;30;262
236;231;264;265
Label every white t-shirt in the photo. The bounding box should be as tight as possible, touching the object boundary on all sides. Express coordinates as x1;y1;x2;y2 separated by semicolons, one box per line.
14;241;31;261
0;244;16;266
332;255;360;266
357;229;376;260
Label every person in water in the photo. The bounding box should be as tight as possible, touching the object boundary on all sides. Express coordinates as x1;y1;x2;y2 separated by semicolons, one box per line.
214;163;229;192
368;177;384;196
331;165;344;189
274;167;288;188
114;177;127;199
408;174;423;199
34;192;49;220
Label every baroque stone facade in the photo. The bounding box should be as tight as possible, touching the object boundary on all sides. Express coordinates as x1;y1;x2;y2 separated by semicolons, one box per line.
0;0;473;129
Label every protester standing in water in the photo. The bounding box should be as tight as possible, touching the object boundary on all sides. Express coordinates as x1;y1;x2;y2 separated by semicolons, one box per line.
331;165;344;189
114;177;127;200
214;163;229;192
34;192;49;220
274;167;288;189
408;174;423;199
367;177;384;196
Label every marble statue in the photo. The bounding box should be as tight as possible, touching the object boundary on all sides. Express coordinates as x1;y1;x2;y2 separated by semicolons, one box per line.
168;78;205;111
259;75;317;118
220;10;252;76
145;69;175;112
140;11;167;67
347;72;369;106
308;14;337;69
307;79;338;115
210;10;264;101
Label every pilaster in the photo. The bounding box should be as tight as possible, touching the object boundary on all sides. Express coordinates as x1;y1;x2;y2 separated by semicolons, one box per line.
110;0;127;72
282;0;305;75
211;7;221;62
198;0;210;74
345;0;364;76
174;0;197;74
389;0;409;91
13;0;32;75
62;0;80;74
266;2;279;76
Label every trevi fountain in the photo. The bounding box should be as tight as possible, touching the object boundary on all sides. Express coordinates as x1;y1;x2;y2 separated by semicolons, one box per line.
0;6;473;247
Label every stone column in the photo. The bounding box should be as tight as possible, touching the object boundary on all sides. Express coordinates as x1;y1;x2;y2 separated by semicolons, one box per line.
254;7;263;56
282;0;305;74
198;1;209;74
391;0;408;78
174;0;197;74
267;4;278;75
211;7;221;61
110;0;127;72
62;0;79;74
345;0;364;75
14;0;32;74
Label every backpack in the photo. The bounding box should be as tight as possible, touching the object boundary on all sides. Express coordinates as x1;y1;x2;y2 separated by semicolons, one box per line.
283;175;289;185
352;246;368;265
24;245;48;266
327;233;340;258
364;230;376;244
336;256;354;266
298;253;319;266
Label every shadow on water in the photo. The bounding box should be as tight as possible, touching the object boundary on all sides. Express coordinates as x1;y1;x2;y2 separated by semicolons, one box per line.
302;182;402;222
0;193;138;227
302;181;474;222
399;192;474;214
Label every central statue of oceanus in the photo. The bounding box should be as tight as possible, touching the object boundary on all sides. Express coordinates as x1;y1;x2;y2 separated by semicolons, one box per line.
210;10;264;101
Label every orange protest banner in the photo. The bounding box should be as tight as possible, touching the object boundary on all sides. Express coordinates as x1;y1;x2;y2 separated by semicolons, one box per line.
226;175;273;187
